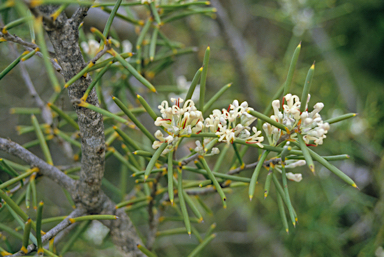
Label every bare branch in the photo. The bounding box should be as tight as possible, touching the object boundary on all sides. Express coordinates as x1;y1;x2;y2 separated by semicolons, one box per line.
147;172;163;250
11;208;85;256
71;5;93;26
0;31;62;72
0;137;75;191
227;158;282;175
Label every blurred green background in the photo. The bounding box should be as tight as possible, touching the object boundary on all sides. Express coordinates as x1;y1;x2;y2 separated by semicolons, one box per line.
1;0;384;256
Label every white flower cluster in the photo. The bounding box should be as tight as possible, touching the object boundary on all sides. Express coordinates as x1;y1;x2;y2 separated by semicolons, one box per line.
152;98;204;154
152;98;264;154
204;100;264;147
263;94;330;146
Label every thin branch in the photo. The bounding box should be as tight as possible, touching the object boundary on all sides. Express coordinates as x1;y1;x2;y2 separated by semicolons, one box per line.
0;31;62;72
11;208;85;256
0;137;75;191
147;172;163;250
180;153;199;166
227;158;282;175
90;45;110;64
71;4;93;26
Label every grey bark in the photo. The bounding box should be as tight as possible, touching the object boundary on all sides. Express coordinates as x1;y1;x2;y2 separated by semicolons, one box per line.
28;5;144;256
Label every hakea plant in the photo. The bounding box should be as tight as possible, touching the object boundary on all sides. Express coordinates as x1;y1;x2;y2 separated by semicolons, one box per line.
0;2;359;252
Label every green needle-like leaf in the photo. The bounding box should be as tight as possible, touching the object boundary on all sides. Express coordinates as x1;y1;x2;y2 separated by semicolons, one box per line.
277;192;289;234
113;96;156;142
264;170;272;198
64;61;96;88
203;83;231;113
137;244;158;257
102;0;123;38
110;48;156;92
199;156;227;208
115;196;150;209
0;158;20;178
168;151;174;205
78;101;128;124
185;67;202;101
36;201;44;255
183;191;203;223
300;62;315;113
308;147;358;188
149;27;159;62
177;168;191;236
199;46;210;111
21;218;32;254
113;126;141;151
81;61;112;102
281;163;296;227
31;115;53;165
297;134;315;173
144;142;167;180
249;150;269;201
137;94;158;121
69;215;117;223
0;51;28;80
283;42;301;96
325;113;357;124
34;17;61;92
187;233;216;257
247;109;288;131
136;19;151;49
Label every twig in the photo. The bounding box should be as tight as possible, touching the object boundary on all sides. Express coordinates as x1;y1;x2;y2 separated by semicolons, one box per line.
11;208;85;256
147;172;163;250
0;32;62;72
180;153;199;166
71;4;94;26
0;137;75;191
227;158;282;175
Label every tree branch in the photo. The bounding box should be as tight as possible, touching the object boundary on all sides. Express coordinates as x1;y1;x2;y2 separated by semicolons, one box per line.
11;208;85;256
0;31;62;72
0;137;75;191
71;5;93;26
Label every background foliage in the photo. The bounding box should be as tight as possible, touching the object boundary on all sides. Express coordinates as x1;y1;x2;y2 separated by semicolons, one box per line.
1;0;383;256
